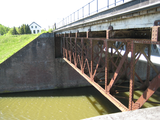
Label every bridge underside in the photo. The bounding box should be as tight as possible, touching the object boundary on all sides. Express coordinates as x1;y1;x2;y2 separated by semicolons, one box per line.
54;0;160;112
55;25;160;111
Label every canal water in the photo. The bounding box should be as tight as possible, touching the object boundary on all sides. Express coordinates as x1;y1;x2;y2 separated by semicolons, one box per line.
0;86;160;120
0;87;120;120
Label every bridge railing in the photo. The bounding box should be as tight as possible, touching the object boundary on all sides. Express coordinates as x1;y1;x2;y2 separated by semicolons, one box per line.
56;0;132;29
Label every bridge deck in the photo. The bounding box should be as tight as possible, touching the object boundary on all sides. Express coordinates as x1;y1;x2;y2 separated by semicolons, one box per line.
55;0;160;34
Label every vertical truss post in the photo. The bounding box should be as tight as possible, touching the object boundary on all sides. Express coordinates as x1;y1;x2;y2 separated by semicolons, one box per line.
75;38;77;67
63;37;65;58
66;38;69;60
106;30;113;72
69;38;72;62
90;39;93;81
81;38;84;73
105;40;109;93
129;41;135;110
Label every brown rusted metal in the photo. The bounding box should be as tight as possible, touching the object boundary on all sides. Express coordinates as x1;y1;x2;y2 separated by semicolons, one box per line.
90;39;93;80
154;20;160;26
129;41;135;110
133;73;160;110
74;38;77;67
63;57;129;112
108;25;113;30
106;30;110;39
62;36;160;112
81;38;84;73
105;40;109;93
152;26;160;41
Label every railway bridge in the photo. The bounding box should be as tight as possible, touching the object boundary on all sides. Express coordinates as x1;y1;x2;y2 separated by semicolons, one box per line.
54;0;160;111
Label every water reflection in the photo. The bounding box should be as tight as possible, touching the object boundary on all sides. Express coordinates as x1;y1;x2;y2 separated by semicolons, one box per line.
0;87;120;120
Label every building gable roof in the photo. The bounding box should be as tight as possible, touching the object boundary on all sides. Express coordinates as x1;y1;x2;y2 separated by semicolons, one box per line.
29;22;41;28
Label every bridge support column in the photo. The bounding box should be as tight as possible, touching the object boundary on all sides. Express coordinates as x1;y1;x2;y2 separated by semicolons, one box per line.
129;41;135;110
81;38;84;73
105;40;109;93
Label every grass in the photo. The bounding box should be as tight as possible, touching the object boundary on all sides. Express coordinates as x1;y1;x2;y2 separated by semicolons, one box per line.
0;34;41;64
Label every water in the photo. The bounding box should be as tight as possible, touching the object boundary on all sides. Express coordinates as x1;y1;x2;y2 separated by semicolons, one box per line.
0;87;120;120
0;87;160;120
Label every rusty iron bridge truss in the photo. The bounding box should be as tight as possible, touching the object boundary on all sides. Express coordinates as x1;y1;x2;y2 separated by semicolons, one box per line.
59;27;160;112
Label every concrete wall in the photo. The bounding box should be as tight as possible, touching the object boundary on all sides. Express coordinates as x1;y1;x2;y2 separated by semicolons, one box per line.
0;33;90;93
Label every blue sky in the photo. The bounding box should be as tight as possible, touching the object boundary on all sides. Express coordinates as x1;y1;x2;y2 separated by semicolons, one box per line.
0;0;91;29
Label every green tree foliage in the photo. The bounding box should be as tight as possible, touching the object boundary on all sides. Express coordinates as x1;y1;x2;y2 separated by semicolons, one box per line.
0;24;10;35
0;24;31;35
6;28;13;35
19;25;24;34
12;27;18;35
48;28;53;33
26;24;31;34
18;24;31;34
7;27;18;35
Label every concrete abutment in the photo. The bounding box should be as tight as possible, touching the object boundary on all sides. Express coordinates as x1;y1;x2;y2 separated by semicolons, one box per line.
0;33;90;93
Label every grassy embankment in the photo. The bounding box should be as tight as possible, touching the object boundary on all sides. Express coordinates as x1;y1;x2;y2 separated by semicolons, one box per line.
0;34;41;64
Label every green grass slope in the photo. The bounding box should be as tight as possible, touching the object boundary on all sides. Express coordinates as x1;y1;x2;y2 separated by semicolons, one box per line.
0;34;41;64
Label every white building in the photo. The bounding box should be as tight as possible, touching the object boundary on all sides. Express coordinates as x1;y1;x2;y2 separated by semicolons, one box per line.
29;22;41;34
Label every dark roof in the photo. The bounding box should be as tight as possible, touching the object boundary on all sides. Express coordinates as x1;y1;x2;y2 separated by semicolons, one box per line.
29;22;41;28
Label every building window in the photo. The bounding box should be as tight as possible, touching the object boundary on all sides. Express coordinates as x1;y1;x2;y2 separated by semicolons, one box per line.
33;30;36;34
35;26;37;28
31;26;33;28
37;30;39;33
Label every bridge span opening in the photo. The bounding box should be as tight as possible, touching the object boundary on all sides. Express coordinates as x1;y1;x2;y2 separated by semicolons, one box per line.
54;0;160;112
54;26;160;112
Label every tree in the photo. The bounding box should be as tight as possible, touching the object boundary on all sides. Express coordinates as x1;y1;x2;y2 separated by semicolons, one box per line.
19;25;24;34
18;24;31;34
12;27;18;35
26;24;31;34
23;24;26;34
0;24;10;35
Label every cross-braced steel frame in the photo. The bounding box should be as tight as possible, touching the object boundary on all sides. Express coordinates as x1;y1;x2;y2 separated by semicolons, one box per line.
62;36;160;111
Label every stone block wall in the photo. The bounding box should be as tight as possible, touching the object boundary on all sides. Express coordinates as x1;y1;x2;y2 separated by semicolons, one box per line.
0;33;90;93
